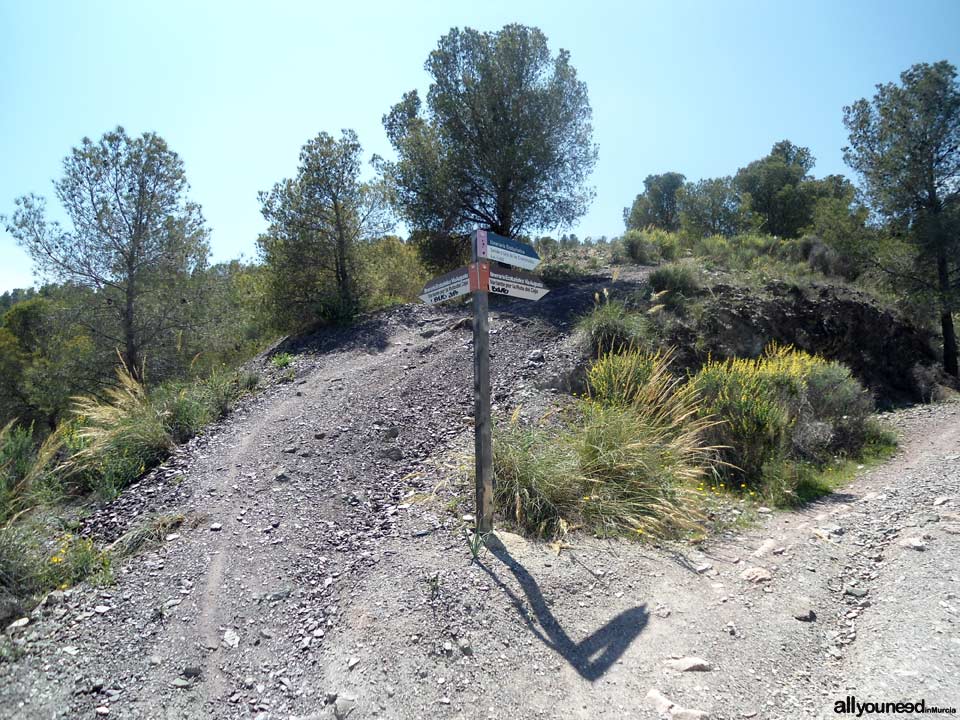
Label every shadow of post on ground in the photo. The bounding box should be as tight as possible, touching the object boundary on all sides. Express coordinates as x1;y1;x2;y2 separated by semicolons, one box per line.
478;540;648;682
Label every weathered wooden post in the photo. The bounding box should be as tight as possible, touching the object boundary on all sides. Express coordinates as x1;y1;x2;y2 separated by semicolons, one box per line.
418;229;547;537
471;236;494;533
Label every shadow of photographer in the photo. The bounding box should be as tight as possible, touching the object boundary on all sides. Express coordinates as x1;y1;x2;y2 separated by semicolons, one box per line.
478;539;648;682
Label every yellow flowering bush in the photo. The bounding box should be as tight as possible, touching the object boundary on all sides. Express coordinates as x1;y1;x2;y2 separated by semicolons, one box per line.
692;342;878;492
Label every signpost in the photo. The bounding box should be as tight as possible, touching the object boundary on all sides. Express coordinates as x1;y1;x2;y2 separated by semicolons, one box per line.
419;230;547;534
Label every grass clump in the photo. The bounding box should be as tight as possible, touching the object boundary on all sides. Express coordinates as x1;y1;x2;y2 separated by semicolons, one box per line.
622;229;681;265
60;364;256;499
649;261;701;297
494;350;717;541
576;295;650;354
648;261;702;314
0;523;112;619
64;368;173;498
271;352;294;369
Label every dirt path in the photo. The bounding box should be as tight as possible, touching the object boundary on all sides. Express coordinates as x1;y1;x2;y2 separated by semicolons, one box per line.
1;271;958;719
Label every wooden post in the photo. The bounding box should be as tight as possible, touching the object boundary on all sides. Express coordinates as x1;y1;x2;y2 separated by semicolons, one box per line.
472;232;494;534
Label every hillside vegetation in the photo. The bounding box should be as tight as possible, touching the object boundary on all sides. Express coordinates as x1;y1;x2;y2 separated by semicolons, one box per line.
1;28;957;625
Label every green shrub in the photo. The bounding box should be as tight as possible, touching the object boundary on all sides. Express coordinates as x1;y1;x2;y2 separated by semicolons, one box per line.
646;228;681;261
795;361;874;459
649;261;701;297
0;422;35;522
158;387;213;444
537;258;582;287
693;359;791;486
621;228;682;265
0;523;111;618
691;343;880;502
271;352;293;369
609;239;630;265
576;299;649;354
362;235;430;309
622;230;657;264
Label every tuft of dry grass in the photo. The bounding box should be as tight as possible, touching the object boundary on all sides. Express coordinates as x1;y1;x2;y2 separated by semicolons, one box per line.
494;349;719;541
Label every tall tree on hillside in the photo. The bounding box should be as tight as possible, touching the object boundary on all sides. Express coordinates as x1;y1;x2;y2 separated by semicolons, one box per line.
733;140;851;238
5;127;209;381
843;60;960;377
380;24;597;270
258;130;392;329
623;172;686;231
676;176;750;237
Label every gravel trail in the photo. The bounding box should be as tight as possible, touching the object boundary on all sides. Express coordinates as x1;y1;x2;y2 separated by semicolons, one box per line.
1;270;957;720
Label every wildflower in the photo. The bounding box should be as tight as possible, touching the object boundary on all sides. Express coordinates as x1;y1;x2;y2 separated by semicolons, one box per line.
50;556;63;564
635;528;644;535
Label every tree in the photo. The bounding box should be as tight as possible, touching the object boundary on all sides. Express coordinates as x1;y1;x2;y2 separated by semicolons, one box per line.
258;130;392;329
624;172;686;231
5;127;209;381
381;24;597;269
0;296;99;429
843;60;960;376
676;176;751;237
0;288;37;315
732;140;850;238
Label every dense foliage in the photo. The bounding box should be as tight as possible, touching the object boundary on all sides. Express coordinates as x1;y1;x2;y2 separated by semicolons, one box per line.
6;127;210;382
258;130;394;329
381;24;597;271
843;61;960;376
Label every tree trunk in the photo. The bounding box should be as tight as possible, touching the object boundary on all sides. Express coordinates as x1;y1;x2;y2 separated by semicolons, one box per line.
124;278;141;381
332;202;352;318
938;252;959;377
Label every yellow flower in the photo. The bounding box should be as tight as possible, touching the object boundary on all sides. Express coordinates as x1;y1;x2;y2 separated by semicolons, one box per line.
635;528;644;534
740;483;747;488
583;495;591;501
749;491;756;496
59;583;69;590
49;556;63;564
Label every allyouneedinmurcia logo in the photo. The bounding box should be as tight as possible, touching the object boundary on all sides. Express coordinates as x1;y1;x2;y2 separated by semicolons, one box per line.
834;696;957;716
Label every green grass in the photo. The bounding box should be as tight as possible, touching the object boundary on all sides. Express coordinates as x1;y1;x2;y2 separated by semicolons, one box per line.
493;350;717;541
576;298;650;354
649;261;702;298
271;352;294;369
0;520;112;615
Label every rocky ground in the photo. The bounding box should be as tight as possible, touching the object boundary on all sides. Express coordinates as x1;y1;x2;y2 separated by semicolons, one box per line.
1;267;958;719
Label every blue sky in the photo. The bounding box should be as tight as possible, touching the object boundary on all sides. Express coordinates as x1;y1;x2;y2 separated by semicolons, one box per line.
2;0;958;292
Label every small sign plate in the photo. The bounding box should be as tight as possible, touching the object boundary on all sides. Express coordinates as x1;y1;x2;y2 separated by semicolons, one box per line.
418;266;471;305
487;266;549;301
475;230;541;270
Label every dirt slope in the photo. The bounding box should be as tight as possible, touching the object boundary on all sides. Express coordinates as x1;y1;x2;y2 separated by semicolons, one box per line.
1;268;958;720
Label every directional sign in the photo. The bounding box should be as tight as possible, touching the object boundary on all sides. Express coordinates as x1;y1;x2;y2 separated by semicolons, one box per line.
419;265;471;305
487;265;550;301
417;227;555;536
475;229;541;271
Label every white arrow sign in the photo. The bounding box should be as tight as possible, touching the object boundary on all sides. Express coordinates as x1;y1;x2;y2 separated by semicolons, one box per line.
476;230;541;271
488;266;549;301
418;266;471;305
